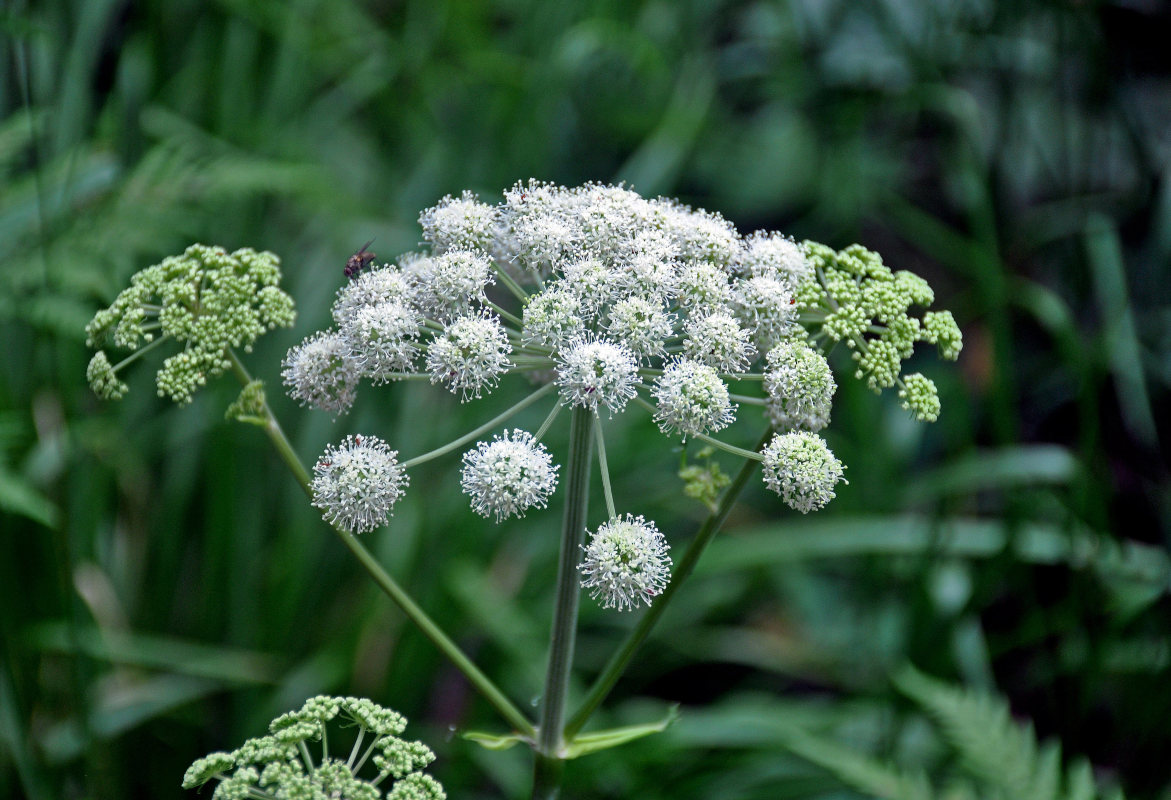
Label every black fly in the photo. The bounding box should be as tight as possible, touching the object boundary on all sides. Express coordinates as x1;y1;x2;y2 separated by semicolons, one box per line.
345;240;376;279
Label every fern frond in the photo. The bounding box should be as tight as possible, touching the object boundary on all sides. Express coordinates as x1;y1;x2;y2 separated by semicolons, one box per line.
777;726;935;800
894;666;1124;800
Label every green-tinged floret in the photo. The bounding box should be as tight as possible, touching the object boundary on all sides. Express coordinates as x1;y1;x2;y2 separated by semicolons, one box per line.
899;372;942;422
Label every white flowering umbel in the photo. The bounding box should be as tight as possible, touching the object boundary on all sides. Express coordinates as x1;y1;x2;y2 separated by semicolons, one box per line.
578;515;672;612
182;695;445;800
87;185;969;800
461;430;559;521
252;181;961;607
311;435;408;534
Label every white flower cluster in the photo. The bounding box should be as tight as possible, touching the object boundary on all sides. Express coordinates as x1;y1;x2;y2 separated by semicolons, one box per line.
287;182;958;606
578;515;671;612
285;182;818;425
460;430;559;521
310;435;408;534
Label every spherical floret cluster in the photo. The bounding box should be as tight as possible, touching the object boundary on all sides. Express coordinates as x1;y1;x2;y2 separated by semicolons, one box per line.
555;337;639;415
651;359;736;439
460;430;559;521
763;340;836;432
425;310;513;400
282;330;361;415
311;435;408;534
760;431;846;514
578;515;672;612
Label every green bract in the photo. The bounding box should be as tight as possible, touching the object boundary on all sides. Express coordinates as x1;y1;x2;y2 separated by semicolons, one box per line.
85;244;295;404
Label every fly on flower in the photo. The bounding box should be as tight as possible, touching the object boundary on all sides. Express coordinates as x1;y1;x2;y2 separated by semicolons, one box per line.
344;239;376;279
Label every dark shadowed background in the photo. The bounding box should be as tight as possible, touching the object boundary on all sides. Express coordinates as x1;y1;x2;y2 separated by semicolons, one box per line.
2;1;1169;798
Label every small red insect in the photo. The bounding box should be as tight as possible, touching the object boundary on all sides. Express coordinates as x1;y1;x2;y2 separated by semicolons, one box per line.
344;240;376;279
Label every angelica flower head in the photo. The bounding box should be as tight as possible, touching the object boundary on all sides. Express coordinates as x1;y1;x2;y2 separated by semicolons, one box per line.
737;231;811;286
332;264;414;328
760;431;846;514
676;259;734;310
651;359;736;439
764;340;836;432
282;330;361;415
617;230;679;300
343;301;422;383
418;190;497;253
182;695;444;799
682;312;756;373
410;250;495;323
522;286;585;350
732;274;798;353
656;199;740;268
311;435;408;534
605;296;674;363
460;430;559;521
555;336;639;415
425;310;513;401
579;514;672;611
561;257;615;311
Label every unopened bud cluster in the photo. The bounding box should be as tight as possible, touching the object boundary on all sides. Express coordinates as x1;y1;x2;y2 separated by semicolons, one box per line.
182;695;444;800
85;245;295;404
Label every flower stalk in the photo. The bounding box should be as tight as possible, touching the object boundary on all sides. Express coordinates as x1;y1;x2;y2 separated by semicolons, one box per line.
564;427;772;739
534;406;594;792
228;350;535;739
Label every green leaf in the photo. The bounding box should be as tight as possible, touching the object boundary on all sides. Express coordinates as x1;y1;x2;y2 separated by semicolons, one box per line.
776;726;934;800
0;465;58;529
906;445;1079;501
1085;214;1158;445
564;705;679;758
698;515;1171;601
461;730;528;751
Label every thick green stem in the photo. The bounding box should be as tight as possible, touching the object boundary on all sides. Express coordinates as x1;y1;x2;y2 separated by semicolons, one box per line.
226;351;535;739
536;407;594;760
563;428;772;739
531;752;565;800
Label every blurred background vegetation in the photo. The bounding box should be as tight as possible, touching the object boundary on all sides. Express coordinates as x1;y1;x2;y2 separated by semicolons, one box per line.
2;0;1169;798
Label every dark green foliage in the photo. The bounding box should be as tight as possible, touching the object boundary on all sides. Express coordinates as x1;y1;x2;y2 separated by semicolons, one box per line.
2;1;1168;799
